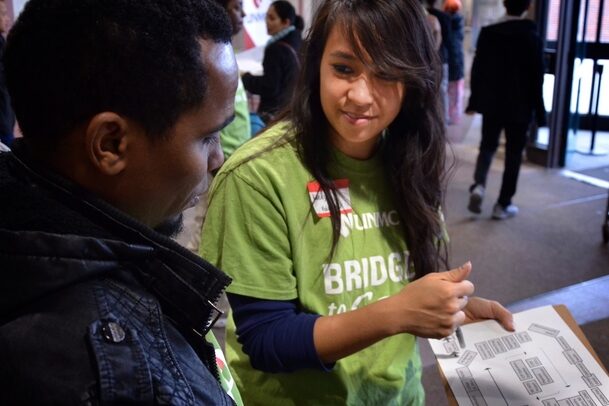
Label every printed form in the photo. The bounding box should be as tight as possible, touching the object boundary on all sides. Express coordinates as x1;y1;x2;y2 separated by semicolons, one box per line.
429;305;609;406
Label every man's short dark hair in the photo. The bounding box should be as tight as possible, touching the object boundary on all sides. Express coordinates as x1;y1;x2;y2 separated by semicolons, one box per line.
4;0;232;144
504;0;531;16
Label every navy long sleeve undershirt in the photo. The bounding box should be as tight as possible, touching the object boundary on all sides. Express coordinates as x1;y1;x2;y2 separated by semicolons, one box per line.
227;293;335;373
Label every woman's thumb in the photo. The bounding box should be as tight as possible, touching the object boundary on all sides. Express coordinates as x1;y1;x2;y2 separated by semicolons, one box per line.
445;261;472;282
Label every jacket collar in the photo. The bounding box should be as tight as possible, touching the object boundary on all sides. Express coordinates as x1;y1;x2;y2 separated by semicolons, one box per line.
494;13;527;25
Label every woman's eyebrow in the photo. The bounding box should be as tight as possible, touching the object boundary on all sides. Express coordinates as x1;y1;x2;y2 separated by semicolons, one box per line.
329;50;356;61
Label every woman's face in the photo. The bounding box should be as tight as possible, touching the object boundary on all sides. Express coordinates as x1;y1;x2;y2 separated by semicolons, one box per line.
319;26;405;160
0;2;9;34
265;5;290;36
225;0;245;36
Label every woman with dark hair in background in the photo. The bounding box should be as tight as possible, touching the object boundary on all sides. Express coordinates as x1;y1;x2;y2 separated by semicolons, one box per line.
241;0;302;123
202;0;514;404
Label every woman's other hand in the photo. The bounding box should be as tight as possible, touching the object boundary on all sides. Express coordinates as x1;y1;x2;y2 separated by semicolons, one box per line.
463;296;514;331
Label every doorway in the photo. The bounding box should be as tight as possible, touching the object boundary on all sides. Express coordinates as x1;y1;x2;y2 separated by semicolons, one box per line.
536;0;609;173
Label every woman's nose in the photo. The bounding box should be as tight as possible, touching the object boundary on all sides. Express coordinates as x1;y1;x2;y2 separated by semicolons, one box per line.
347;77;373;106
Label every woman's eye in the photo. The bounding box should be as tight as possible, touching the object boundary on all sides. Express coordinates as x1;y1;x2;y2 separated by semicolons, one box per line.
332;64;353;75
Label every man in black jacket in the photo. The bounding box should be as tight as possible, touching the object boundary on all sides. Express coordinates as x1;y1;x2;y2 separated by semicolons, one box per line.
0;0;241;404
466;0;546;220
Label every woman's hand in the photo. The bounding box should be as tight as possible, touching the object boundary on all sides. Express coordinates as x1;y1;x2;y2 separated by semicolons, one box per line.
313;262;474;362
313;262;512;363
463;296;514;331
388;262;475;339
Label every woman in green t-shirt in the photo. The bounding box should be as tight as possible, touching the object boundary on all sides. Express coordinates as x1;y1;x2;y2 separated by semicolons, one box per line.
201;0;514;404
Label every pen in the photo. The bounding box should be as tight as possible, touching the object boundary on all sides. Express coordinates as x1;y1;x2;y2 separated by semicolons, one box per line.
455;327;465;349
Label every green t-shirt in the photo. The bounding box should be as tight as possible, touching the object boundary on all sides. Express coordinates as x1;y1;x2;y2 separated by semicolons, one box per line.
220;77;251;159
205;331;243;406
201;124;424;406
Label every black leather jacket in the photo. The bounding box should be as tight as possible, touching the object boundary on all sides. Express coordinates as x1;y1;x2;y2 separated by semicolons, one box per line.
0;143;234;405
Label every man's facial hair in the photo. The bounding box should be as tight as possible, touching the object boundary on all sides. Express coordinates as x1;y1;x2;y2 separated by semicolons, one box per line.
153;213;184;238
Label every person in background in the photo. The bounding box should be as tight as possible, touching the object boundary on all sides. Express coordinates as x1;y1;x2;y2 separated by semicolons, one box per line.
424;0;452;124
444;0;465;125
248;96;266;135
0;0;14;147
241;0;302;124
422;1;442;51
0;0;242;403
201;0;514;404
175;0;252;254
466;0;546;220
217;0;251;158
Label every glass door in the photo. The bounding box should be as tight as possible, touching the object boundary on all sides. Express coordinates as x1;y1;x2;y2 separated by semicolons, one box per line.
568;0;609;165
538;0;609;170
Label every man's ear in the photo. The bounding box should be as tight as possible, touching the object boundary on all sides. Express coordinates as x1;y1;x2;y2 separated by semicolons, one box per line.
84;112;131;176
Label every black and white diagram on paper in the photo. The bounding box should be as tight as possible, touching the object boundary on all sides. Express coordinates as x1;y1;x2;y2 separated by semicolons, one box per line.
429;306;609;406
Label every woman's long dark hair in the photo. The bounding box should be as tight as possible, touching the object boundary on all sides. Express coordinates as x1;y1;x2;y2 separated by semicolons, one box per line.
287;0;448;278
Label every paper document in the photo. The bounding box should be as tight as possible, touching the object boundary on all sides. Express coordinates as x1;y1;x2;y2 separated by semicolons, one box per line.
429;305;609;405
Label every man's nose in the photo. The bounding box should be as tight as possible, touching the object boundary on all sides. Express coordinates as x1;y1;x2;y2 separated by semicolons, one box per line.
209;143;225;173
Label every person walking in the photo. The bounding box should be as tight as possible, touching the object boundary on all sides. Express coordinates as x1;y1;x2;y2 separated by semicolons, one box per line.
466;0;546;219
444;0;465;125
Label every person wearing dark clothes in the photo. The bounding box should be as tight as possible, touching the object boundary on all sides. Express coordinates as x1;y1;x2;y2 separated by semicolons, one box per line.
0;0;14;147
444;0;465;125
0;0;243;404
241;0;302;123
466;0;546;220
424;0;452;123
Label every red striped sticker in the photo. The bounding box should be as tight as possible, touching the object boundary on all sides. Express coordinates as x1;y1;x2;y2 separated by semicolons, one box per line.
307;179;352;218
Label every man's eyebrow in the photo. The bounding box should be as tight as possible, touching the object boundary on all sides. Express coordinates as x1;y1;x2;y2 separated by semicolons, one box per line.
329;51;356;61
205;114;235;135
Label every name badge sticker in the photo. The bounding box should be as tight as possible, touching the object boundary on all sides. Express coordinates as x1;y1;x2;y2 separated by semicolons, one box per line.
307;179;352;218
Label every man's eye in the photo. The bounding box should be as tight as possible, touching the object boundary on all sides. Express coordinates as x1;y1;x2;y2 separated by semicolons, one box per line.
202;134;220;145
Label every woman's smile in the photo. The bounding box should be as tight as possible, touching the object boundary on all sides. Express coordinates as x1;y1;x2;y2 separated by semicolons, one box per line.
341;111;376;126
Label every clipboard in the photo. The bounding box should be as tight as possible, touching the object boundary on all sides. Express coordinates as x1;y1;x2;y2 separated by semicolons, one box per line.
439;304;608;405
